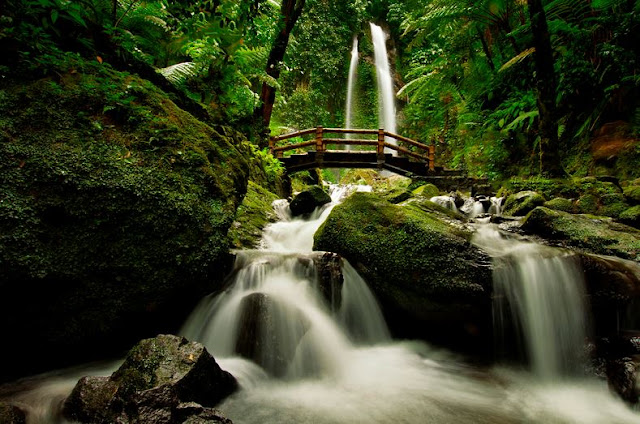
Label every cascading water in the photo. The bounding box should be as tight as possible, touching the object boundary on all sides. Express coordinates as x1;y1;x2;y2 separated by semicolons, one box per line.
3;186;640;424
370;23;397;152
473;225;590;380
345;36;359;136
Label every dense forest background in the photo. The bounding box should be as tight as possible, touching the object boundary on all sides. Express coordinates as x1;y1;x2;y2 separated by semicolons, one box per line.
1;0;639;180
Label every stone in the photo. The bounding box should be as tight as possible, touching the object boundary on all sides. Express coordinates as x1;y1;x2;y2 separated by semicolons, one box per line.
63;335;237;424
313;192;493;355
289;186;331;217
0;403;26;424
312;252;344;311
503;191;545;216
606;358;639;405
544;197;575;213
619;205;640;228
411;183;439;199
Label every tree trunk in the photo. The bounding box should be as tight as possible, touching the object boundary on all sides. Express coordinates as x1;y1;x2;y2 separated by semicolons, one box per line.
527;0;564;176
476;27;495;72
254;0;306;143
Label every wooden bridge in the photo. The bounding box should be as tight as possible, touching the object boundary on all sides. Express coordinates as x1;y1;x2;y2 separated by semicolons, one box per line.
269;127;454;177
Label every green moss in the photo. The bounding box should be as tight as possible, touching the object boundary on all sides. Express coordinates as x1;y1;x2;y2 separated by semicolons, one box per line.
381;187;412;204
544;197;575;213
503;191;546;216
619;205;640;228
623;185;640;205
412;183;440;199
522;207;640;260
576;193;599;214
228;181;280;249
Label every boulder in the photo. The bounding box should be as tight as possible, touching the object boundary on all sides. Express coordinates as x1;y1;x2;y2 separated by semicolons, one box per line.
623;185;640;205
289;186;331;217
234;293;310;377
503;191;545;216
63;335;237;423
312;252;344;312
521;207;640;261
544;197;575;213
0;403;26;424
380;187;412;204
228;181;281;249
606;358;639;405
619;205;640;228
411;183;439;199
313;192;493;355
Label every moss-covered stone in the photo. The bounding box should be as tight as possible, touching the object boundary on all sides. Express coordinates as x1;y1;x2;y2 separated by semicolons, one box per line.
411;183;440;199
339;169;378;186
228;181;280;249
380;187;412;204
0;62;253;380
576;193;599;214
623;185;640;205
503;191;546;216
619;206;640;228
313;192;492;354
521;207;640;261
289;185;331;216
544;197;575;213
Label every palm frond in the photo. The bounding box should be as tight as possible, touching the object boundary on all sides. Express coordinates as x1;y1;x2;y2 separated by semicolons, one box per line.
499;47;535;72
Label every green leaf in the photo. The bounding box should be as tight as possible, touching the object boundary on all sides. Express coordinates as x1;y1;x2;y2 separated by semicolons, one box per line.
51;9;59;24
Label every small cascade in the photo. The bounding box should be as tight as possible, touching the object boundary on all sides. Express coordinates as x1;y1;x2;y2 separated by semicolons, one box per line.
345;36;359;138
473;225;590;380
369;23;396;152
430;195;459;212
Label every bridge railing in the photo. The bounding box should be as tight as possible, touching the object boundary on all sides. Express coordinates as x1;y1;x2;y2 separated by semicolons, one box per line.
269;127;435;171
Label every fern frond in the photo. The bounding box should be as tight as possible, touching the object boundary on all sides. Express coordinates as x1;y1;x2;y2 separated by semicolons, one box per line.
157;62;200;84
499;47;535;72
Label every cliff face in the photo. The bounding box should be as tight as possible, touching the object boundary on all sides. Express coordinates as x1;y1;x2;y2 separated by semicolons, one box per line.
0;58;256;380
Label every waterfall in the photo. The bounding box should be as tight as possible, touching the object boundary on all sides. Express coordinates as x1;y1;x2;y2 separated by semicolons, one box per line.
369;23;397;152
345;36;359;134
473;225;590;380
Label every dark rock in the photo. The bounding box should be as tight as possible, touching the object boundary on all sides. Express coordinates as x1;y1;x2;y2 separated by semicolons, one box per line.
289;186;331;217
313;192;493;356
313;252;344;311
234;294;310;376
176;402;233;424
606;358;639;405
0;403;26;424
63;335;236;424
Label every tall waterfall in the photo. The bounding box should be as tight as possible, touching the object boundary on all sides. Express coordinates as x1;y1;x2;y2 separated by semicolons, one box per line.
473;225;590;380
370;23;397;152
345;36;359;134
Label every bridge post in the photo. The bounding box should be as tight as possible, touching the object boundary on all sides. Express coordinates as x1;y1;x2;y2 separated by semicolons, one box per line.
428;143;435;172
316;126;324;167
377;128;385;169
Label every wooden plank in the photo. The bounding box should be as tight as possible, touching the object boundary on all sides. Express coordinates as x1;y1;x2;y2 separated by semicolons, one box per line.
322;139;378;146
272;140;316;152
272;128;315;142
384;131;430;151
383;143;429;161
323;128;379;135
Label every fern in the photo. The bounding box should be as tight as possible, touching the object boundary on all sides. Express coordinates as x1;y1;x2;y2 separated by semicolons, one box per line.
157;62;200;84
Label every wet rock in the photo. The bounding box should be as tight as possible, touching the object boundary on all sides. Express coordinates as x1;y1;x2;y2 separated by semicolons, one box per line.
314;192;493;356
503;191;545;216
619;205;640;228
521;207;640;261
63;335;236;423
289;186;331;217
411;183;439;199
235;293;310;376
544;197;575;213
0;403;26;424
606;358;639;405
313;252;344;311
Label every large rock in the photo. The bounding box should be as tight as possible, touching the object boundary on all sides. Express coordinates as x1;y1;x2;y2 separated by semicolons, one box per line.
503;190;545;216
521;207;640;261
63;335;236;423
289;186;331;217
228;181;281;249
0;67;256;380
313;192;493;354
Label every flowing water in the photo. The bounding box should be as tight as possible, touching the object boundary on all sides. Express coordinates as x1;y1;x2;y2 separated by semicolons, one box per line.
2;186;639;424
369;23;397;151
345;36;359;137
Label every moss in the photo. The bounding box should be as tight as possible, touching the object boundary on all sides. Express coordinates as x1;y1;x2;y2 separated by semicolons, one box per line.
623;185;640;205
0;60;254;379
503;191;546;216
228;181;280;249
411;183;440;199
339;169;378;186
576;193;599;214
522;207;640;261
619;206;640;228
404;198;466;221
544;197;575;213
380;187;412;204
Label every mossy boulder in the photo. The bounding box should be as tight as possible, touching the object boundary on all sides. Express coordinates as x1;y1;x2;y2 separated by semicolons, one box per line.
623;185;640;205
619;206;640;228
63;335;236;423
411;183;439;199
228;181;280;249
289;185;331;217
0;63;252;380
380;187;412;204
313;192;493;354
521;207;640;261
544;197;575;213
503;191;546;216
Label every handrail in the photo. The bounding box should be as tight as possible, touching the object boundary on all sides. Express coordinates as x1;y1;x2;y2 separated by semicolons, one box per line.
269;127;436;172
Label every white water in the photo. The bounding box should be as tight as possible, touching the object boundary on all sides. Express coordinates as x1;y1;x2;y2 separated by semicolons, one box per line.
370;23;397;152
3;186;639;424
345;36;359;139
473;225;590;380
